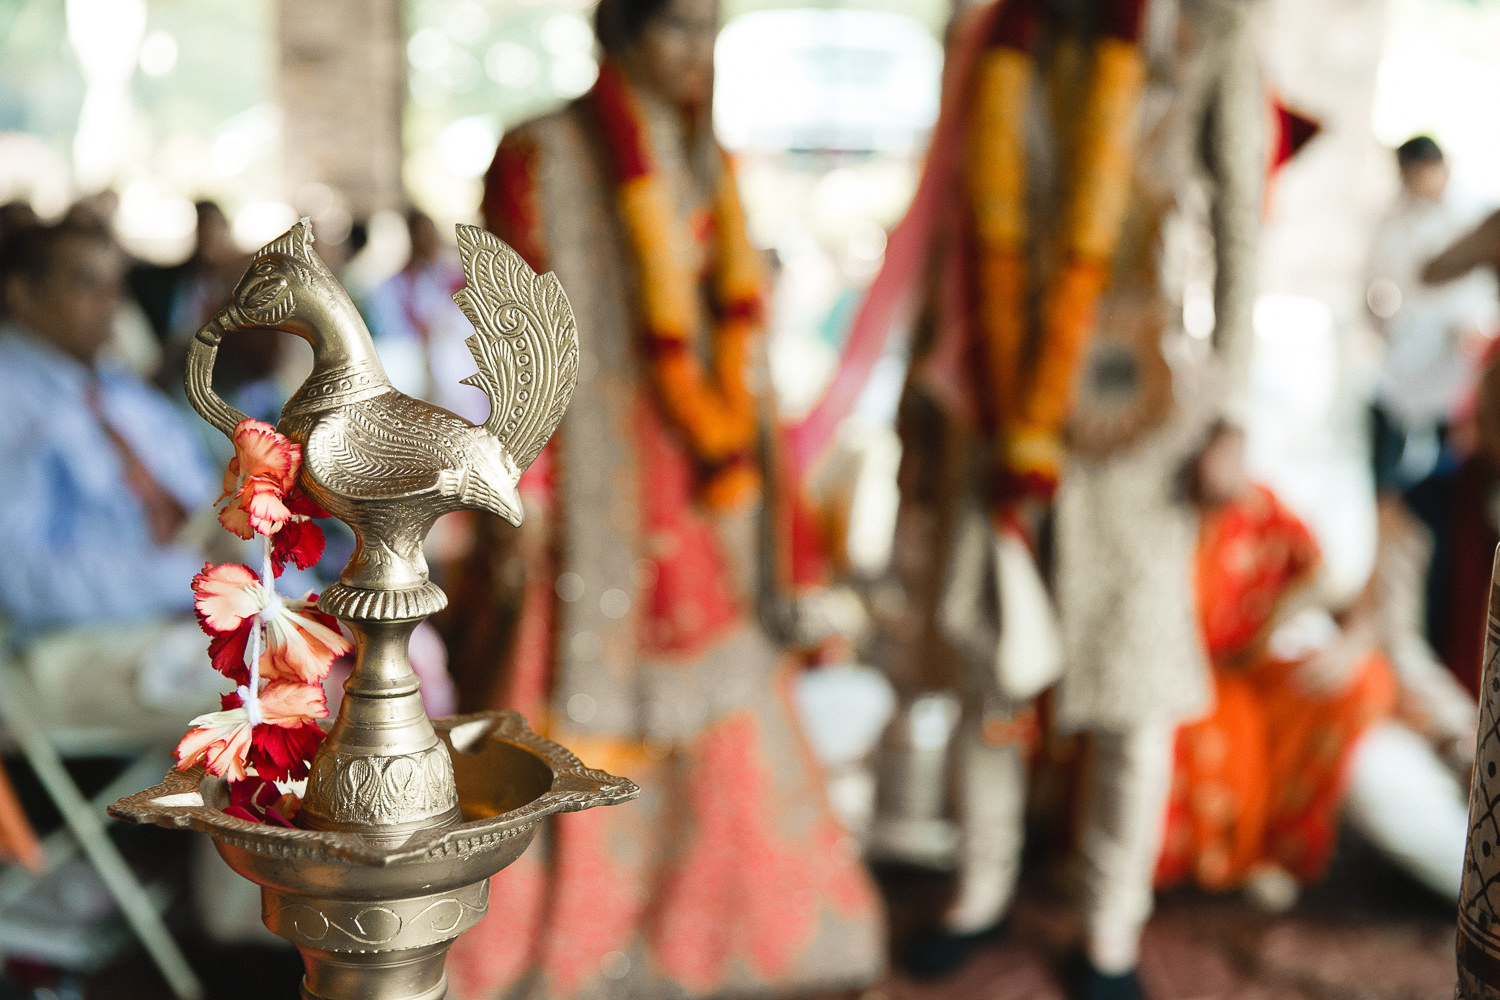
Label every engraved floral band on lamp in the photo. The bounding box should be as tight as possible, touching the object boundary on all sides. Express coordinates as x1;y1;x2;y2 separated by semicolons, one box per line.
110;221;637;1000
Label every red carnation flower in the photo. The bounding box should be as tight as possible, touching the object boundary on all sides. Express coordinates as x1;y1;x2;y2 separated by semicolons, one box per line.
248;721;326;783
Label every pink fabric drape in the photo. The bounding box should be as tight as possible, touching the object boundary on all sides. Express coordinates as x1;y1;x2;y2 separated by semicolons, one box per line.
785;0;1005;477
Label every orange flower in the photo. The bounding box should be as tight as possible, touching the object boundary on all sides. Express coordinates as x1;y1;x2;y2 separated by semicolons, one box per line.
217;419;302;537
192;564;351;685
174;710;255;782
256;680;329;725
192;562;263;634
175;681;328;783
261;592;351;685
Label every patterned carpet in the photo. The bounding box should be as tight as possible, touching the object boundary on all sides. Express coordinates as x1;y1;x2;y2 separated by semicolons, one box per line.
1;862;1462;1000
867;890;1456;1000
0;756;1465;999
869;837;1458;1000
0;837;1460;999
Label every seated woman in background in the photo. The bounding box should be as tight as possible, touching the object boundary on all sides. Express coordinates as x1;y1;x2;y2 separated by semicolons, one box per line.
1156;424;1474;907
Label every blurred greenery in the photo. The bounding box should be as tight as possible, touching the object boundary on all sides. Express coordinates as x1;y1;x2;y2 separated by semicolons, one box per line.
0;2;82;142
0;0;273;216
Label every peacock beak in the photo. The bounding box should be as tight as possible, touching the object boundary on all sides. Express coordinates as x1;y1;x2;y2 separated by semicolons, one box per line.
498;475;524;528
468;448;526;528
197;303;247;344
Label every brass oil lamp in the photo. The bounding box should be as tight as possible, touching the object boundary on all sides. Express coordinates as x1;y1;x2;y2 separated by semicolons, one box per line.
111;221;637;1000
1459;550;1500;998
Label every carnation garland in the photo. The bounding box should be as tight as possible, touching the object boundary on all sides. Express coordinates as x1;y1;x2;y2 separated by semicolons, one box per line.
175;419;350;822
590;59;765;510
967;0;1147;502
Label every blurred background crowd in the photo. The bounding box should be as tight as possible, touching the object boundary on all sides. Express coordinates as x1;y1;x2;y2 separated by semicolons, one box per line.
2;0;1500;998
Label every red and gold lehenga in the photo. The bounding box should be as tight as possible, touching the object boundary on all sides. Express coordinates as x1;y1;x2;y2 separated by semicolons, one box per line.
441;65;883;1000
1155;485;1399;891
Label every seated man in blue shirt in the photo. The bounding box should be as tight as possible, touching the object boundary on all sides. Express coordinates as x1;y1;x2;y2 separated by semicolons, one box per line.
0;218;224;738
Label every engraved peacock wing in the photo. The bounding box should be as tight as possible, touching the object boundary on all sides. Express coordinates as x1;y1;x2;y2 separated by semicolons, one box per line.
304;399;454;501
452;225;579;475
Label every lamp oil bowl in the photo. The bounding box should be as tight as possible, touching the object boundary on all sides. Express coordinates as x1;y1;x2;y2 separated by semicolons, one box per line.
109;220;637;1000
112;712;636;1000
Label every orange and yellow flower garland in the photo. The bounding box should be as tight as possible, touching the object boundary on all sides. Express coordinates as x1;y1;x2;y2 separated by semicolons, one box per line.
966;0;1147;502
591;60;765;510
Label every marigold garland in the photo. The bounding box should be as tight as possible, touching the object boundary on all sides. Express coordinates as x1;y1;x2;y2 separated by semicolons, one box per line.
590;60;764;510
966;0;1148;503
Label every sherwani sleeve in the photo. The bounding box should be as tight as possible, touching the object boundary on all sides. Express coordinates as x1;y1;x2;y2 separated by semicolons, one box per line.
1423;209;1500;285
1201;0;1265;428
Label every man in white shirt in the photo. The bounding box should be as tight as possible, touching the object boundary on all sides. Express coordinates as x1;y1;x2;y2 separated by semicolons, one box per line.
1366;136;1497;487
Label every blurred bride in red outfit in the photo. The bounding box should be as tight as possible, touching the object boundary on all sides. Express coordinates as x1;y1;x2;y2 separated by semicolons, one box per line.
439;0;885;995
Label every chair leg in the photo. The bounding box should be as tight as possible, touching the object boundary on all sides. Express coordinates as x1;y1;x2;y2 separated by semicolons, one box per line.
0;668;204;1000
0;752;173;912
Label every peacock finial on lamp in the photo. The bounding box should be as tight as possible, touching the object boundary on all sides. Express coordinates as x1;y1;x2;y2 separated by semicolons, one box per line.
111;221;636;1000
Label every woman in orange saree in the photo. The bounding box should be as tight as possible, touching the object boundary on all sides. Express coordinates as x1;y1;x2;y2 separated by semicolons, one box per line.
1157;426;1403;895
